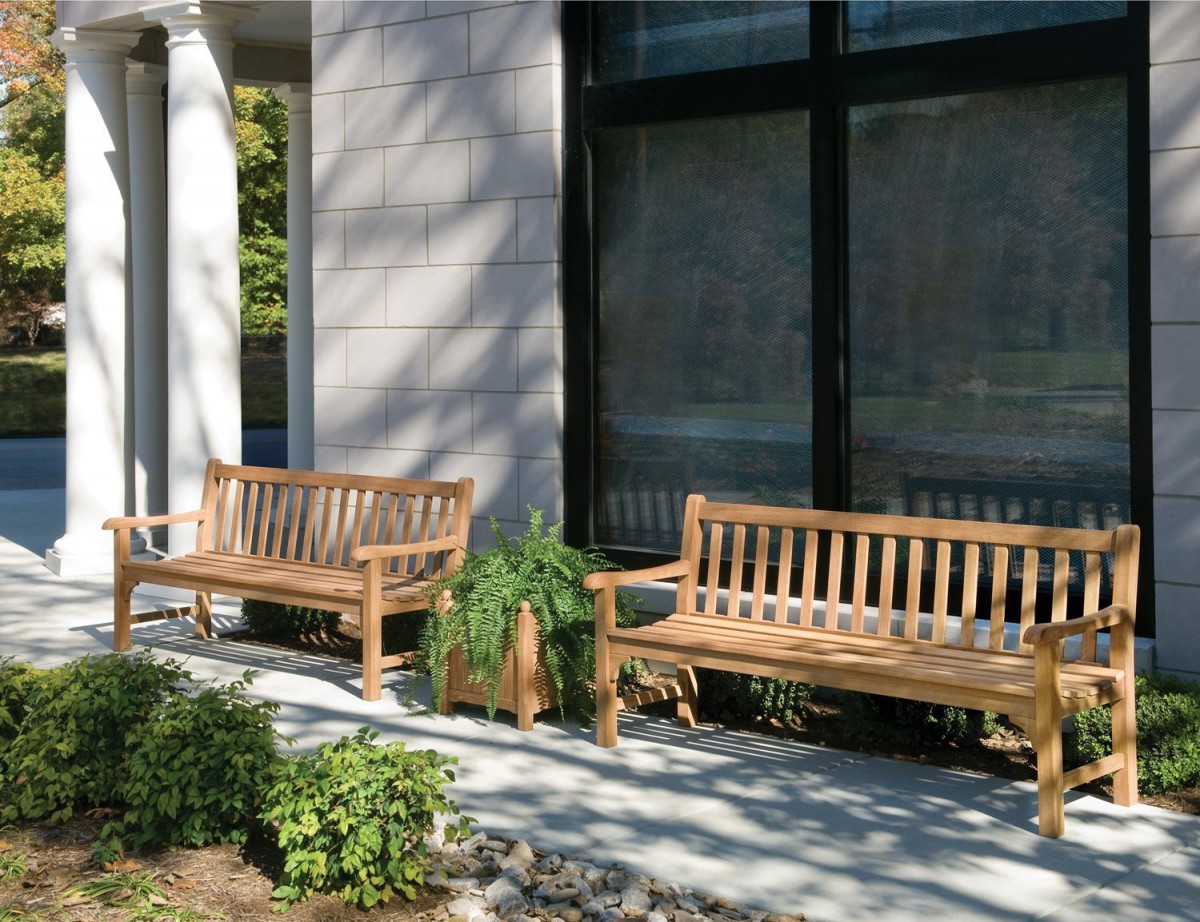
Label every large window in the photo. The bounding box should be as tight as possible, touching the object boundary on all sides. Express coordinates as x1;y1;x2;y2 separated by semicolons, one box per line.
566;2;1148;614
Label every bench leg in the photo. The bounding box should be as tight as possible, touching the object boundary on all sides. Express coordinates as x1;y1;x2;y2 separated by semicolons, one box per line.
113;579;133;652
194;590;213;639
596;657;620;749
1111;694;1139;807
1033;716;1066;838
361;565;383;701
677;664;698;728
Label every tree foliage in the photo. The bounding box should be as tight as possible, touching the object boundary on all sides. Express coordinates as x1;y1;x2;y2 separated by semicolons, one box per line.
235;86;289;335
0;1;64;341
0;6;290;339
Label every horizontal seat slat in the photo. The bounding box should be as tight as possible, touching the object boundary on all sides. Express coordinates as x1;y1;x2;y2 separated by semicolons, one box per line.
670;613;1122;681
609;621;1120;701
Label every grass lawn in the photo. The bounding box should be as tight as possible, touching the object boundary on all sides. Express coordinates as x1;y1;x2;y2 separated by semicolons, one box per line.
0;346;287;437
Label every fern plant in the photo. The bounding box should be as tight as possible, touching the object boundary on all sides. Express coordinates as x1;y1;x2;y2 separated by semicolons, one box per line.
422;508;638;721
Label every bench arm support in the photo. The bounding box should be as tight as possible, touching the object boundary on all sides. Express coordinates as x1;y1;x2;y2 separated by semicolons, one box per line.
1022;604;1133;647
350;536;462;563
583;559;691;591
103;509;207;531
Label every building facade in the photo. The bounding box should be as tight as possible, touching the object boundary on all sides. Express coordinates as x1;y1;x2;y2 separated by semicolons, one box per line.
51;1;1200;681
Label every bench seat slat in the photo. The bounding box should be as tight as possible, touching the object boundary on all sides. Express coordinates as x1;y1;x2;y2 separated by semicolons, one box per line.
607;622;1121;707
618;615;1122;689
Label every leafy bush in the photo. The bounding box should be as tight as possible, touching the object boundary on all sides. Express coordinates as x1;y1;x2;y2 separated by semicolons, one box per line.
97;671;288;861
0;658;46;751
1070;671;1200;796
261;728;470;910
836;691;1000;749
0;652;188;823
695;670;813;724
422;508;638;720
241;599;340;640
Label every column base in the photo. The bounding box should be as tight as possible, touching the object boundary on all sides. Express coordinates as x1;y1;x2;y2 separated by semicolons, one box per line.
44;545;113;577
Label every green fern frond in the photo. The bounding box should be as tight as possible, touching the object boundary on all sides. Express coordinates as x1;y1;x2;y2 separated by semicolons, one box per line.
421;507;638;721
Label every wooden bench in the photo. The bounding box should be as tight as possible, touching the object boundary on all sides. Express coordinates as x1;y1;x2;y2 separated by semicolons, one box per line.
586;495;1140;837
104;459;473;700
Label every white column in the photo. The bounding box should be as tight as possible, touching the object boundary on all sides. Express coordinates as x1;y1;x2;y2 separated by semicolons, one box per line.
125;62;169;548
149;2;254;553
276;83;314;472
46;28;140;577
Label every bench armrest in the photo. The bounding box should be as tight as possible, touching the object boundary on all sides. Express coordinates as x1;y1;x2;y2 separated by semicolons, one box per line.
103;509;207;531
350;536;462;563
1022;604;1133;647
583;559;691;591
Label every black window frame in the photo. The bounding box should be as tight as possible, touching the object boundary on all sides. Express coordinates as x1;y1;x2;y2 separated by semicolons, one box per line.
562;2;1153;634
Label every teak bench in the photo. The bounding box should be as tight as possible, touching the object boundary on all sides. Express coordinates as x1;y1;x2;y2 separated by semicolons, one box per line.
104;460;473;700
586;495;1140;837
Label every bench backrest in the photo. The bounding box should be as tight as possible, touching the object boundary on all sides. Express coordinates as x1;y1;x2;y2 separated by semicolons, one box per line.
676;495;1139;662
196;460;473;580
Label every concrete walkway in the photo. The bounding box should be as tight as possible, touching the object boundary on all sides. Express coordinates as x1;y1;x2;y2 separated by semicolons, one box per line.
1;470;1198;920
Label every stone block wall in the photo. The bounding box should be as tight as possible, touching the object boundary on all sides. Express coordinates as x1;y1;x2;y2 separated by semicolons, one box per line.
1150;0;1200;678
310;0;564;544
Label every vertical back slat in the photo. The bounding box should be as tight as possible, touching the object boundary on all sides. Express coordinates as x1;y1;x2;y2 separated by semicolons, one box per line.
876;536;896;637
255;484;273;556
271;484;288;557
932;539;951;644
229;481;246;554
286;484;304;560
383;493;401;573
904;537;924;640
728;525;746;618
851;534;870;633
366;492;383;550
316;487;333;565
1082;551;1102;661
298;486;317;562
1051;548;1070;624
333;488;350;566
989;545;1009;650
349;490;366;561
704;522;723;615
242;483;260;554
775;528;794;623
800;530;818;626
825;531;844;630
750;527;770;620
213;478;232;552
396;494;416;574
961;543;980;647
1019;546;1038;652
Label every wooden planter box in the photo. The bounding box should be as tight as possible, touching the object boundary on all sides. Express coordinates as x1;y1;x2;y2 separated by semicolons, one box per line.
439;602;556;731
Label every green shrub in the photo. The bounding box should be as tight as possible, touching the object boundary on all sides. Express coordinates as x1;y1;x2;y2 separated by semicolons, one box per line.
261;728;470;910
97;671;288;861
1070;672;1200;796
837;691;1000;749
0;658;46;751
241;599;340;640
695;670;813;724
0;652;188;823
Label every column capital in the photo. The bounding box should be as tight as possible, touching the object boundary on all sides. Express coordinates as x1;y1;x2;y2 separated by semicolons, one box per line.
52;28;141;66
274;82;312;113
125;61;168;96
143;2;258;47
